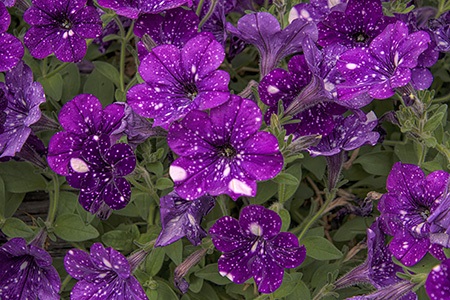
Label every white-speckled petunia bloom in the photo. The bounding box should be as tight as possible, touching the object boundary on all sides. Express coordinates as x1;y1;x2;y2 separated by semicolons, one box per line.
209;205;306;293
23;0;102;62
65;134;136;220
0;2;24;72
378;162;450;266
47;94;125;176
155;192;215;247
64;243;147;300
0;61;45;158
426;258;450;300
167;95;283;201
336;21;431;101
0;237;61;300
127;32;230;130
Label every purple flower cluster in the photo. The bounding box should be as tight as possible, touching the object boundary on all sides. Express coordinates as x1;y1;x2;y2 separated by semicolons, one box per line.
209;205;306;293
0;2;23;71
64;243;147;299
0;237;61;300
24;0;102;62
378;162;450;266
168;95;283;200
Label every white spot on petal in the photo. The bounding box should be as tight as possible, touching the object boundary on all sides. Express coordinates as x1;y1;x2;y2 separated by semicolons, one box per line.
228;179;253;196
267;85;280;94
170;165;187;181
346;63;358;70
70;158;89;173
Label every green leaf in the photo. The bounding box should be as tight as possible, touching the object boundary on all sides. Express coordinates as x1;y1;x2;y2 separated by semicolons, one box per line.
145;247;165;276
1;218;35;240
333;217;374;242
101;227;139;252
38;73;63;100
273;272;297;298
354;151;394;176
0;161;46;193
301;236;343;260
54;214;99;242
83;69;115;106
164;239;183;265
188;282;220;300
156;280;178;300
187;274;204;293
3;192;25;219
278;208;291;232
285;279;310;300
272;172;300;185
195;264;231;285
424;105;447;132
155;178;174;190
303;155;326;179
394;143;418;164
93;61;121;87
250;180;278;204
0;176;6;218
57;191;78;216
61;64;81;103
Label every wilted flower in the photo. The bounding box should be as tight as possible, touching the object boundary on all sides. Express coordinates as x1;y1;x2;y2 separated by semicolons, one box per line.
336;21;431;101
0;2;24;72
47;94;125;176
0;237;61;300
64;243;148;300
335;220;416;299
155;192;215;247
23;0;102;62
66;134;136;219
378;162;450;266
167;95;283;200
0;61;45;158
128;33;230;129
209;205;306;293
227;12;317;77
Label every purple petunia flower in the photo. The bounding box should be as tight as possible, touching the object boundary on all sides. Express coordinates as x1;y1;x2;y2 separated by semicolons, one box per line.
425;259;450;300
23;0;102;62
0;237;61;300
134;7;199;48
227;12;317;77
155;191;215;247
97;0;191;19
0;61;46;158
288;0;347;24
336;21;431;101
209;205;306;294
378;162;450;266
64;243;148;300
334;220;416;299
429;12;450;53
127;33;230;130
308;111;380;157
317;0;393;48
47;94;125;176
167;95;283;201
258;39;349;138
0;2;24;72
66;134;136;219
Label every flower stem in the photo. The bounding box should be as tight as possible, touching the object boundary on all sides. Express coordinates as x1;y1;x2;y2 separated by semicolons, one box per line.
297;189;336;242
196;0;205;16
118;19;135;93
44;62;70;79
46;173;60;226
199;0;218;28
60;274;72;293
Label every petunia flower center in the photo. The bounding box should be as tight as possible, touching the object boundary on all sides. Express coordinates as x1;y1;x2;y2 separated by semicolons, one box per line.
352;32;369;43
418;206;431;220
184;83;198;100
61;19;73;30
218;144;236;158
